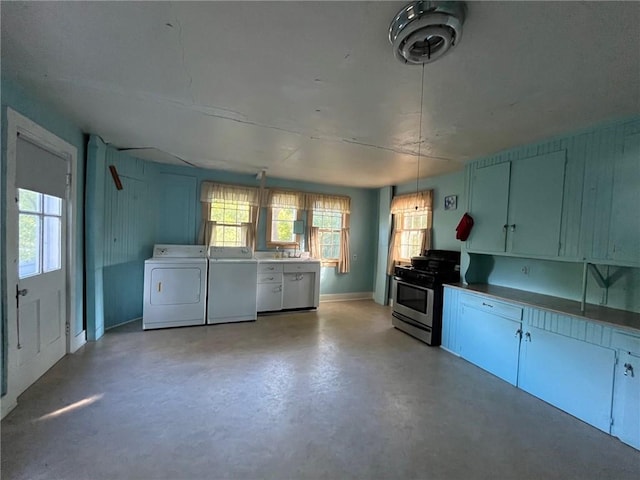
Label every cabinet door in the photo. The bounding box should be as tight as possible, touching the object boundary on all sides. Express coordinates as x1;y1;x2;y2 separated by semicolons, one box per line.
608;134;640;265
458;303;521;385
508;151;566;257
612;351;640;449
282;272;315;309
467;162;511;253
518;326;615;432
257;283;282;312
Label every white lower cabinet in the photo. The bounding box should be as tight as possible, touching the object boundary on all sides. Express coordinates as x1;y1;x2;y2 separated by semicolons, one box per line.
282;273;315;309
257;263;283;312
257;282;283;312
257;261;320;312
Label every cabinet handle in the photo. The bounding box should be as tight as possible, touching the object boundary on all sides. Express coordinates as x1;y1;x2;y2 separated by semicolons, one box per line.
524;332;531;342
515;328;522;339
503;224;508;232
624;363;634;377
510;224;517;232
482;302;493;308
157;282;162;292
266;277;274;280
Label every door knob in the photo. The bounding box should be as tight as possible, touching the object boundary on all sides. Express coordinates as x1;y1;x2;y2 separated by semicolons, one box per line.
17;288;28;297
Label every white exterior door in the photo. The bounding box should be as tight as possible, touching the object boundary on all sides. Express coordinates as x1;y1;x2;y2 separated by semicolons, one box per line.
16;186;67;395
2;108;79;419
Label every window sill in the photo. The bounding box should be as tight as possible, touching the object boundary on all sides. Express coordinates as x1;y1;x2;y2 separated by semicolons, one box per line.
320;260;339;267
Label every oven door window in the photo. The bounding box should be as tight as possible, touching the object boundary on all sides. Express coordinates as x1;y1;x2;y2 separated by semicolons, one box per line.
396;283;429;314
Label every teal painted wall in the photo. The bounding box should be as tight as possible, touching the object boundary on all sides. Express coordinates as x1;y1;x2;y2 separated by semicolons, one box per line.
461;116;640;313
395;170;466;252
147;162;378;295
86;139;157;333
87;151;380;331
1;76;86;392
480;255;640;313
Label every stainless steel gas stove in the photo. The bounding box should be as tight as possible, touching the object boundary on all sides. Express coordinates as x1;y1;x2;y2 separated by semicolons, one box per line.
392;250;460;346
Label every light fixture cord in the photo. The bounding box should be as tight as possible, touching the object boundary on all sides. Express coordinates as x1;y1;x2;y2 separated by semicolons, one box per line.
416;63;425;209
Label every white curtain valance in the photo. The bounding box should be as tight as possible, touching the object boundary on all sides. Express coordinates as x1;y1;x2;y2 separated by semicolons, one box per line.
390;190;433;214
200;182;259;206
306;194;351;214
267;189;305;209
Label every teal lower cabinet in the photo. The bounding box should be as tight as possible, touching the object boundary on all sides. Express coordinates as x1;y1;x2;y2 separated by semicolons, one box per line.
611;332;640;449
457;294;523;386
441;287;461;354
518;326;615;432
441;287;640;450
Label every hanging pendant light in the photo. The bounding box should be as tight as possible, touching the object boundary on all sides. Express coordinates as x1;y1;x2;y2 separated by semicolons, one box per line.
416;63;425;210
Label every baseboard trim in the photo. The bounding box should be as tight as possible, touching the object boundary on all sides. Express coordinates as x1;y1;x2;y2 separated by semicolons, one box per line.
70;329;87;353
1;397;18;420
105;317;141;331
439;345;460;357
320;292;373;303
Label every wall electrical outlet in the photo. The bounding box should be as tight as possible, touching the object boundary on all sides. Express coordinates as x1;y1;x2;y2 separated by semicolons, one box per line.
352;254;357;261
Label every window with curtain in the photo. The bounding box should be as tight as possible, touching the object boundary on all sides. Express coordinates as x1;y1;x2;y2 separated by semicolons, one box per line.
209;199;251;247
307;194;351;273
199;182;260;249
266;190;304;248
311;209;343;260
387;190;433;275
398;209;429;260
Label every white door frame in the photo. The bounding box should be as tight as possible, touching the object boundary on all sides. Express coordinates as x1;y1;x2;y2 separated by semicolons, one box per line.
1;108;83;418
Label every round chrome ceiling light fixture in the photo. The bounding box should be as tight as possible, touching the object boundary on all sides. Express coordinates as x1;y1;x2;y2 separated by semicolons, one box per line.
389;1;466;65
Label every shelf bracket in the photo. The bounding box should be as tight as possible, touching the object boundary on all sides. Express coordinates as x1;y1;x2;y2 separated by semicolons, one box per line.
587;264;610;289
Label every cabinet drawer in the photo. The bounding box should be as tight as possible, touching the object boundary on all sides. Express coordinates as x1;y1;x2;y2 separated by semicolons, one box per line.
258;263;283;274
461;294;523;321
283;263;318;273
257;273;282;284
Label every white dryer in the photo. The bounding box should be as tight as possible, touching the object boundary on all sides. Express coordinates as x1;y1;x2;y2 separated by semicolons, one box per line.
143;245;208;330
207;246;258;324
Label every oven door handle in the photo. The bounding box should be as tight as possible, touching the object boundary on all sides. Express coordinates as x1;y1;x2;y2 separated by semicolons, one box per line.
394;278;432;292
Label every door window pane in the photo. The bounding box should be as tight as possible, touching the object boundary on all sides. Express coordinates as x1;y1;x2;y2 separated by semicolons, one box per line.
19;213;41;278
44;194;62;215
43;216;62;272
18;189;41;213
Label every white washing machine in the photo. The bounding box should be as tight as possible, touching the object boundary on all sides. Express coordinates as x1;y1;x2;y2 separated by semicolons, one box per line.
207;246;258;324
143;244;208;330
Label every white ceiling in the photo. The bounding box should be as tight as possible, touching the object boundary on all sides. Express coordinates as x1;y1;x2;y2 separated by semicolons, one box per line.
2;1;639;188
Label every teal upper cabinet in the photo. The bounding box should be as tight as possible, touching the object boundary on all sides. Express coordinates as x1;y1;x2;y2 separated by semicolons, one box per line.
608;134;640;265
467;151;567;258
467;162;511;253
508;151;566;256
583;129;640;267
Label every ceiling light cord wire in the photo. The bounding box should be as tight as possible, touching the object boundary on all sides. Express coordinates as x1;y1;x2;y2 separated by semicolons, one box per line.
416;63;425;209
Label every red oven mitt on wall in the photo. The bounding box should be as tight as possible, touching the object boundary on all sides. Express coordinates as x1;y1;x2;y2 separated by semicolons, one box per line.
456;213;474;241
